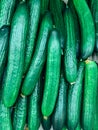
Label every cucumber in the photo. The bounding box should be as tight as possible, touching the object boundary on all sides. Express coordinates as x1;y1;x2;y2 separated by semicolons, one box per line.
41;0;49;15
41;29;61;116
28;79;41;130
24;0;41;74
82;60;98;130
2;2;29;107
76;123;81;130
64;7;77;84
42;116;51;130
67;62;84;130
50;0;65;49
0;25;9;79
12;95;27;130
0;0;17;28
90;0;98;52
73;0;95;60
0;90;12;130
52;70;68;130
21;12;53;96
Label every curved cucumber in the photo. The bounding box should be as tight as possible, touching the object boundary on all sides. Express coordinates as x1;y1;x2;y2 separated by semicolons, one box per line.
2;2;29;107
82;60;98;130
21;12;53;96
0;90;12;130
52;70;68;130
0;0;17;27
64;7;77;84
67;62;84;130
28;80;41;130
73;0;95;60
42;116;51;130
0;25;9;79
41;29;61;116
24;0;41;74
12;95;27;130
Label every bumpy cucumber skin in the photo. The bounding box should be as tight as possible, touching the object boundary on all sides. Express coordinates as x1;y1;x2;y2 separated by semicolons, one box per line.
0;26;9;79
0;0;17;28
2;2;29;107
28;80;41;130
82;61;98;130
67;62;84;130
24;0;41;74
12;95;27;130
41;29;61;116
64;7;77;83
52;71;68;130
41;0;49;15
21;12;53;96
90;0;98;52
73;0;95;60
42;116;51;130
0;90;12;130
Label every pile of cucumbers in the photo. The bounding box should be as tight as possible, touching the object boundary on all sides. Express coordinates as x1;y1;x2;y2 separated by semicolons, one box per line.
0;0;98;130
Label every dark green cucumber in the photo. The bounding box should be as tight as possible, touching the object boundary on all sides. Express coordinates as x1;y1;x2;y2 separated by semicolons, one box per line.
64;7;77;84
67;62;84;130
0;25;9;79
21;12;53;96
52;71;68;130
42;116;51;130
0;90;12;130
0;0;17;27
2;2;29;107
82;60;98;130
73;0;95;60
90;0;98;52
12;95;27;130
41;29;61;116
24;0;41;74
28;79;41;130
41;0;49;15
50;0;65;49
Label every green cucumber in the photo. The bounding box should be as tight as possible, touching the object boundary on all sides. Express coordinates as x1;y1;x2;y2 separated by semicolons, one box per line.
41;0;49;15
67;62;84;130
52;70;68;130
42;116;51;130
41;29;61;116
0;90;12;130
12;95;27;130
21;12;53;96
50;0;65;49
2;2;29;107
0;0;17;27
90;0;98;52
73;0;95;60
76;123;81;130
24;0;41;74
64;7;77;84
0;25;9;79
28;79;41;130
82;60;98;130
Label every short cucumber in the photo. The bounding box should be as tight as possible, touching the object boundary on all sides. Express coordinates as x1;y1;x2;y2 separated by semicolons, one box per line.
28;79;41;130
0;25;9;79
42;116;51;130
82;60;98;130
64;7;77;84
24;0;41;74
0;0;17;27
90;0;98;52
52;70;68;130
73;0;95;60
41;0;49;15
67;62;84;130
2;2;29;107
41;29;61;116
12;95;27;130
21;12;53;96
0;90;12;130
